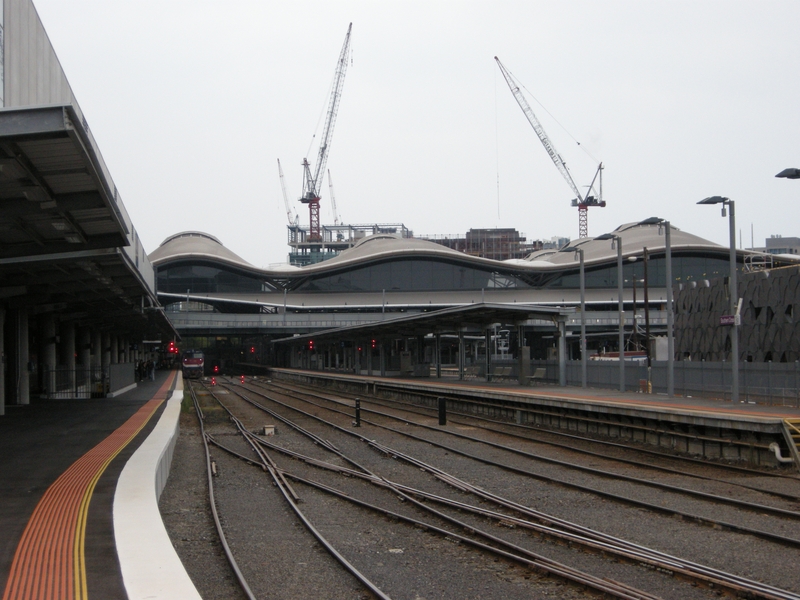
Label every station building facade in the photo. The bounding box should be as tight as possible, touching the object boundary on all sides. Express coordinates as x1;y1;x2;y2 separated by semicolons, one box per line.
149;219;798;373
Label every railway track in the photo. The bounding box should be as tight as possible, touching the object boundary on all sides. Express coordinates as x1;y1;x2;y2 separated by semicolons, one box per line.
246;379;800;543
186;377;800;599
187;382;387;600
268;378;799;487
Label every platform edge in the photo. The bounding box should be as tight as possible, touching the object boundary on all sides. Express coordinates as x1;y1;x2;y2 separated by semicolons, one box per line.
112;375;202;600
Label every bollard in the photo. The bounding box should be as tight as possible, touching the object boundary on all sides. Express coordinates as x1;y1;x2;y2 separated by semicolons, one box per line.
438;397;446;426
354;397;361;427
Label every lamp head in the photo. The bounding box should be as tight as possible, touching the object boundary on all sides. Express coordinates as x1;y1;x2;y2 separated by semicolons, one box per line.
698;196;730;217
595;232;618;250
776;168;800;179
697;196;729;205
638;217;663;226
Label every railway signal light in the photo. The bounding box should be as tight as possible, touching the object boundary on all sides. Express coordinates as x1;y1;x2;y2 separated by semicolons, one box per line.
211;377;216;386
250;346;255;353
241;375;245;383
371;339;376;349
309;340;315;350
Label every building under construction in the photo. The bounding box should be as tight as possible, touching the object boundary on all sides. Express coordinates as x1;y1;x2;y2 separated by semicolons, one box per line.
288;224;563;265
418;228;541;261
288;223;413;266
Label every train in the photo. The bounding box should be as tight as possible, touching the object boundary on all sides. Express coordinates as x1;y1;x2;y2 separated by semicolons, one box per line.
182;349;205;379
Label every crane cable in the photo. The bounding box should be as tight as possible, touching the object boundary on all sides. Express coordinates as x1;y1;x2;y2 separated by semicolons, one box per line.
305;70;336;162
495;67;501;219
509;64;600;166
304;39;354;193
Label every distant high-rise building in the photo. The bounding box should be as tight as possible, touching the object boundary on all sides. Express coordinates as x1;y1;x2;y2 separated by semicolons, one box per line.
749;234;800;256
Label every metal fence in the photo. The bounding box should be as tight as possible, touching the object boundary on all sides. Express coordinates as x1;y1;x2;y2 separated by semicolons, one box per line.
529;359;800;407
43;367;108;399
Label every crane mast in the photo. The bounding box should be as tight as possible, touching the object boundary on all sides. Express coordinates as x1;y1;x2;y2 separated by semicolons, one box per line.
495;56;605;238
300;23;352;242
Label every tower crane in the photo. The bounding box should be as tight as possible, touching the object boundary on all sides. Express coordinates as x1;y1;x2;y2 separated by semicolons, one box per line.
327;169;340;225
277;158;299;226
300;23;352;242
495;56;605;239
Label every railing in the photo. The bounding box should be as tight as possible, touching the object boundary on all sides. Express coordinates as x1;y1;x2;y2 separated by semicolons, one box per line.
42;364;136;399
530;359;800;407
168;316;380;329
436;358;800;407
168;309;671;333
43;367;108;399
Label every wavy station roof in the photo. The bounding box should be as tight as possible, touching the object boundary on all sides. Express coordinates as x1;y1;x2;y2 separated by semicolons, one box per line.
150;219;783;317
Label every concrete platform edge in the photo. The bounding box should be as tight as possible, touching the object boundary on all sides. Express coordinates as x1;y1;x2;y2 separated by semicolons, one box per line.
107;382;138;398
112;374;201;600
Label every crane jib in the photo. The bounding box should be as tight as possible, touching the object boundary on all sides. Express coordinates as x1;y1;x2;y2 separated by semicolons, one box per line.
494;55;604;238
299;23;352;242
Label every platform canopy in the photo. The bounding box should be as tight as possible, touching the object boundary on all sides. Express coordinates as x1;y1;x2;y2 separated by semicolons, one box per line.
0;105;176;339
273;302;574;345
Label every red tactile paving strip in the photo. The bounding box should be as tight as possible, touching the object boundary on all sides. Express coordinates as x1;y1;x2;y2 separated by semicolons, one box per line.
1;373;176;600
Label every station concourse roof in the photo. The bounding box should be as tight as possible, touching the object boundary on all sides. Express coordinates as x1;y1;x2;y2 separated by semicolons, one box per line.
0;105;176;339
272;302;575;345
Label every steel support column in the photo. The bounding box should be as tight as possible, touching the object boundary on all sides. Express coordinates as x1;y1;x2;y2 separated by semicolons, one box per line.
485;329;492;382
17;308;30;405
558;318;567;387
0;307;5;415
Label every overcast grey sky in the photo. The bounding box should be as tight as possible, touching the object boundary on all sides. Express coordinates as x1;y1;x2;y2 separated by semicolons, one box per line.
32;0;800;267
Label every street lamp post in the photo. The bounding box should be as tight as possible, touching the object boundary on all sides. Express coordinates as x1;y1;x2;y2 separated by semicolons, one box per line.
597;232;625;392
697;196;739;403
664;221;674;398
639;217;674;396
574;248;587;388
643;247;651;382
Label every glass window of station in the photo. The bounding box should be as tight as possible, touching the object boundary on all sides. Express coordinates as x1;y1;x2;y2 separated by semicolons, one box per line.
157;264;267;294
295;259;531;292
546;255;737;289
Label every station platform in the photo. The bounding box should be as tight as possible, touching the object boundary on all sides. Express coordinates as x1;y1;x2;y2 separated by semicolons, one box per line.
270;367;800;420
1;366;797;600
269;368;800;468
0;369;198;600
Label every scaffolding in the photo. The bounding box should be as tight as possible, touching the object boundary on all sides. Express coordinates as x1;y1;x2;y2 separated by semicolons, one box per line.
288;223;413;266
418;228;540;261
